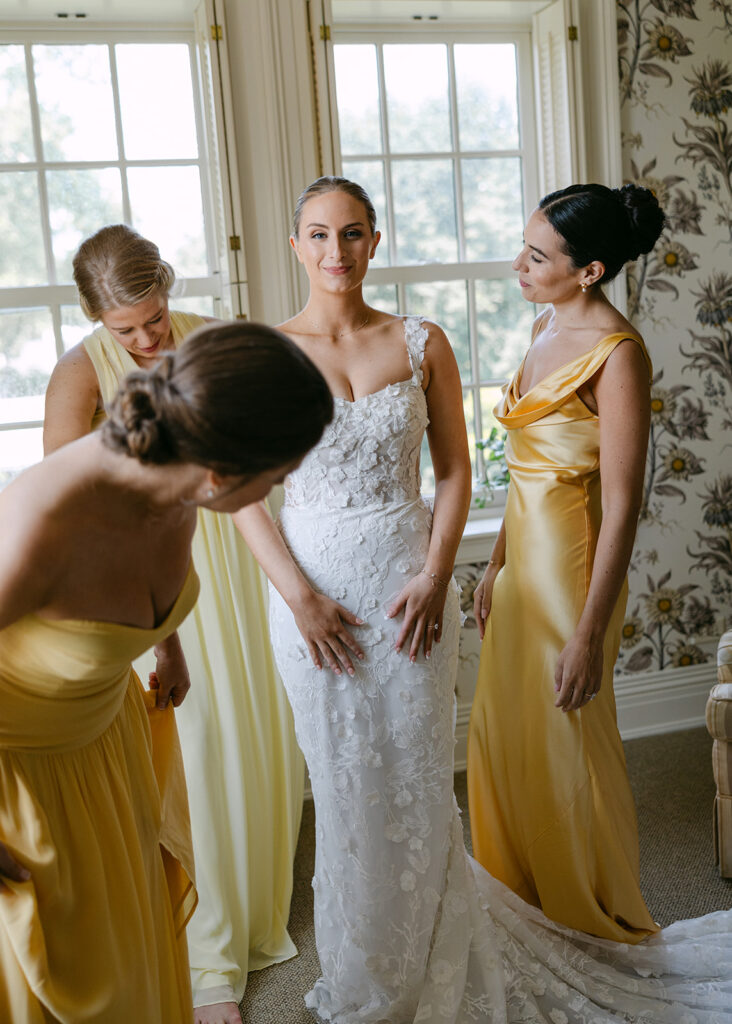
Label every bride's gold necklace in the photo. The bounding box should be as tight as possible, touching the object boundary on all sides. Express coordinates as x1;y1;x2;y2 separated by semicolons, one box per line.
308;312;370;339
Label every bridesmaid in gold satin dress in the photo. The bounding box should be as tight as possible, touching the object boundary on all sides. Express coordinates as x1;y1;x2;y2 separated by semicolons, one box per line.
0;323;331;1023
468;183;665;943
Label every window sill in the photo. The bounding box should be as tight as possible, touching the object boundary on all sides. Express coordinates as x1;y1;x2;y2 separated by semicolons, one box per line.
457;514;502;565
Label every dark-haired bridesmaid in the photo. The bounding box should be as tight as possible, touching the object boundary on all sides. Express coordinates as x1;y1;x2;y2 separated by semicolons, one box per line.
468;182;665;942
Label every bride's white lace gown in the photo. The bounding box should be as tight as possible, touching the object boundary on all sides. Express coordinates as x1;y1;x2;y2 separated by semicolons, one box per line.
268;316;732;1024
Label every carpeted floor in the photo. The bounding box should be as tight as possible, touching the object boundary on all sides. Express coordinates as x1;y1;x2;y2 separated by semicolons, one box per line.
239;726;732;1023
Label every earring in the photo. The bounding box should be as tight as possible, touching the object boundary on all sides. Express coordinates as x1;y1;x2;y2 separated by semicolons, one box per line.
581;284;587;293
206;488;215;499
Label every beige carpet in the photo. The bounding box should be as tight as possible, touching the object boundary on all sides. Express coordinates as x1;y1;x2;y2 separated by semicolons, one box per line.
239;726;732;1022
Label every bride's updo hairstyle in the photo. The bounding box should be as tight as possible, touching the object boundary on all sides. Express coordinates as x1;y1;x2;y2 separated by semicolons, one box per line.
292;175;377;239
102;321;333;476
538;183;665;285
73;224;175;322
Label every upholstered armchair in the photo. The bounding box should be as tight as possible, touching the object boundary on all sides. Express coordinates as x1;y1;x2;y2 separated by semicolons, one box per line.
706;629;732;878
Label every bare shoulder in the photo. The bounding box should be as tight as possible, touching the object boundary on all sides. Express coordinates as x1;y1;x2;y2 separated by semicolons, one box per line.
417;318;452;360
0;463;67;627
593;335;651;401
48;341;98;390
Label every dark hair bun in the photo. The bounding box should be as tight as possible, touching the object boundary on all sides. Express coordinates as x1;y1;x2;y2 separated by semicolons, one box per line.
613;184;665;260
105;357;178;464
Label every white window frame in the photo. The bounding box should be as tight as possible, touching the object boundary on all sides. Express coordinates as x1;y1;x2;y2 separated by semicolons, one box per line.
324;22;539;507
0;24;226;442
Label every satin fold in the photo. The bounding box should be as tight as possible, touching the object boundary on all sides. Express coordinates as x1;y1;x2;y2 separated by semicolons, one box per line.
0;567;200;1022
468;332;658;943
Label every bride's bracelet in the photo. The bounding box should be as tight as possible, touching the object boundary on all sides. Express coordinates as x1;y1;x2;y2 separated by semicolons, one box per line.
420;569;450;590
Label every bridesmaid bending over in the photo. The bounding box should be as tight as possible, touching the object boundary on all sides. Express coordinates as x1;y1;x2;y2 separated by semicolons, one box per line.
0;323;332;1023
468;182;665;942
44;226;305;1023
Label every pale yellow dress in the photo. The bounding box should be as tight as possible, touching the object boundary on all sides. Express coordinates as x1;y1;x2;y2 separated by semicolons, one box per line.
468;332;659;943
83;313;303;1007
0;565;199;1023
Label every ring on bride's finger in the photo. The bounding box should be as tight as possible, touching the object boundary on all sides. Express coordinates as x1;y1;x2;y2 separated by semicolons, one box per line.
433;622;440;631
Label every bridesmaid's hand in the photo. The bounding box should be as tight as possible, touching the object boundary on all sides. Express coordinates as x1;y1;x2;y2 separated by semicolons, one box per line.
0;841;31;891
473;564;500;641
292;591;365;676
386;573;448;662
150;632;191;709
554;634;603;712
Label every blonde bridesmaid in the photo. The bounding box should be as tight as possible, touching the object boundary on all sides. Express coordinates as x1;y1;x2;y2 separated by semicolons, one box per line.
468;183;665;942
44;226;306;1024
0;323;332;1023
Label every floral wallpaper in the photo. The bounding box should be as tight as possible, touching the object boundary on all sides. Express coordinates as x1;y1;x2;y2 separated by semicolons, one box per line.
615;0;732;674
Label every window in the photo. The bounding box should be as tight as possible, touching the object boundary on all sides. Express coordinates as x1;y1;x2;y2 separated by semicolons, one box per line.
0;30;222;488
329;25;539;493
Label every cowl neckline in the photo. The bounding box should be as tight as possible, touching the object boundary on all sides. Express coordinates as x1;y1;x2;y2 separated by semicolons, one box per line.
496;332;652;430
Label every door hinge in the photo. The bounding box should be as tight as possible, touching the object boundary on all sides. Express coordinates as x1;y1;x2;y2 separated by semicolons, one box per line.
320;24;331;41
229;235;241;251
211;23;223;41
568;24;578;41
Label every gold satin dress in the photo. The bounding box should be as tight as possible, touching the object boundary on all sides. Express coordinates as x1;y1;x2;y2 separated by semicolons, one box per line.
467;332;659;943
0;565;199;1023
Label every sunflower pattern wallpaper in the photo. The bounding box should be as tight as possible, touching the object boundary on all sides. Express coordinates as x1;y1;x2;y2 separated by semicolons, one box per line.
616;0;732;674
454;0;731;697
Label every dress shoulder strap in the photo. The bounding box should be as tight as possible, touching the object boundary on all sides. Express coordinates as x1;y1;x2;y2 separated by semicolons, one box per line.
170;311;206;347
83;325;137;405
403;316;429;380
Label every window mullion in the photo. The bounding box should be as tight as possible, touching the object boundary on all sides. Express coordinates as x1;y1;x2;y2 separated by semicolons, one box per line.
466;277;484;477
447;44;466;264
24;44;55;290
375;44;397;268
108;43;132;223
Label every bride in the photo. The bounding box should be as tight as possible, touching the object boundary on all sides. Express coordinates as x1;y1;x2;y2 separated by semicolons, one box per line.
234;176;732;1023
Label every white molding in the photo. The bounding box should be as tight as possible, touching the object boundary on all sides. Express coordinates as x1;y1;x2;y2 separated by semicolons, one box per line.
453;662;714;772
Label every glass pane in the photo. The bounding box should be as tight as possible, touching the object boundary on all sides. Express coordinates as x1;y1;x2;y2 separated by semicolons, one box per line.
455;44;519;151
116;44;198;160
363;283;398;314
0;308;57;424
128;166;208;277
384;44;451;153
420;432;434;495
334;45;381;155
475;279;534;381
404;280;470;379
0;45;34;162
47;169;124;283
479;385;504;439
463;389;477;479
392;160;457;264
61;304;93;351
33;45;117;161
462;157;524;261
342;159;389;268
170;295;216;317
0;427;43;490
0;172;47;286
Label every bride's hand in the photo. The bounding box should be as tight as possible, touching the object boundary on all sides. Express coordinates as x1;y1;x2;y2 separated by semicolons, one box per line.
292;590;365;676
386;573;448;662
